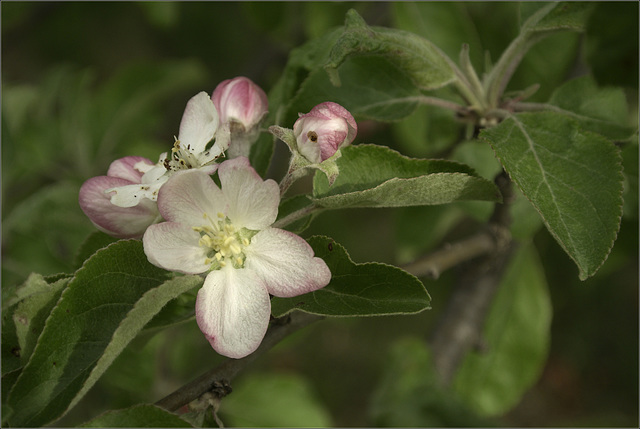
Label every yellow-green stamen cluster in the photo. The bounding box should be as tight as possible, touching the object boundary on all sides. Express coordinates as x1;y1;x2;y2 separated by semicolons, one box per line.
194;212;251;269
163;139;207;171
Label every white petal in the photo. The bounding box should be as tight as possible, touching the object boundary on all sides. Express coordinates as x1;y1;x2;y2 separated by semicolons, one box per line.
106;178;166;207
141;161;169;184
107;156;154;182
196;267;271;359
142;222;209;274
178;92;219;154
195;123;230;167
79;176;160;238
218;157;279;230
245;228;331;298
157;170;227;227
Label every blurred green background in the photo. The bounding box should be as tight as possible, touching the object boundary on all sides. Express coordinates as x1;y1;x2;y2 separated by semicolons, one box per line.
2;2;638;427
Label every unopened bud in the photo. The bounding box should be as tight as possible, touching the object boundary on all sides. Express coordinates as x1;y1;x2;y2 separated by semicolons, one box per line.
293;102;357;163
212;77;268;134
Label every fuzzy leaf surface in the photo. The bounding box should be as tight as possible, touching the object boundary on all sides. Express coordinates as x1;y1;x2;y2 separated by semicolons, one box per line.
312;145;502;209
547;75;636;141
482;112;623;279
4;240;200;427
325;9;457;91
79;404;193;428
271;236;430;317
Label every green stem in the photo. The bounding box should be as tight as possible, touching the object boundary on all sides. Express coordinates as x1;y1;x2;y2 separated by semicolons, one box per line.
430;40;486;111
279;167;309;197
483;3;556;108
416;95;468;113
272;204;322;229
459;44;486;110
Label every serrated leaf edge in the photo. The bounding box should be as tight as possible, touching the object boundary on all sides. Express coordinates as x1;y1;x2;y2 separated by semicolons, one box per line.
272;236;431;318
483;114;624;279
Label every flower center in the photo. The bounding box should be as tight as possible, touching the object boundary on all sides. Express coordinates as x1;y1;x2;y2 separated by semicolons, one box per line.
193;212;251;269
163;139;202;171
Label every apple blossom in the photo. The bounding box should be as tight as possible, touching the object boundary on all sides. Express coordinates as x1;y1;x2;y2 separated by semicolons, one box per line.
212;77;268;158
105;91;228;208
79;156;162;238
80;91;230;238
293;102;357;163
142;157;330;358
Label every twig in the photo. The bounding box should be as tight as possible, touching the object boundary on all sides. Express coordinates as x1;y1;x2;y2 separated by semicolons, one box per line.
427;170;515;386
155;312;323;412
401;231;496;279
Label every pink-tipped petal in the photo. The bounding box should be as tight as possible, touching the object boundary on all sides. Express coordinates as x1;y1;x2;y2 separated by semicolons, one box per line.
212;77;268;129
245;228;331;298
178;92;219;154
79;176;160;238
293;102;357;162
107;156;155;182
142;222;209;274
218;157;279;231
157;170;227;227
196;267;271;359
310;102;357;145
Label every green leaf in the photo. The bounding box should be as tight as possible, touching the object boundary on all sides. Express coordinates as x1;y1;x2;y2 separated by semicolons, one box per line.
74;231;120;269
485;2;593;106
525;1;594;33
547;75;636;141
2;181;97;286
13;276;69;366
482;112;624;280
325;9;457;92
370;337;490;427
392;103;462;158
312;144;502;209
450;140;544;239
66;274;202;414
392;2;488;71
2;274;68;380
271;236;430;317
4;240;201;427
79;404;193;428
271;8;456;127
3;273;59;311
2;307;22;377
275;194;316;234
290;55;422;122
221;372;332;427
621;140;639;219
453;244;552;416
142;283;199;334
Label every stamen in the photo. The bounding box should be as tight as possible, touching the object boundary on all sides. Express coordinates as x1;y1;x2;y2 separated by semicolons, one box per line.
194;213;251;269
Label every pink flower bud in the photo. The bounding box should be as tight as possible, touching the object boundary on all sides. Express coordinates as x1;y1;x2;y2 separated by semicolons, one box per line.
212;77;268;133
79;156;160;238
293;102;357;163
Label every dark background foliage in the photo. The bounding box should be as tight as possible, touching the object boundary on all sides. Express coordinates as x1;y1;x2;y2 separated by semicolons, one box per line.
2;2;638;426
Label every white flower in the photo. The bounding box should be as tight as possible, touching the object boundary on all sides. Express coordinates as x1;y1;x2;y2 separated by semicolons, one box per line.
142;157;331;358
79;156;162;238
105;91;230;208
